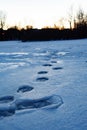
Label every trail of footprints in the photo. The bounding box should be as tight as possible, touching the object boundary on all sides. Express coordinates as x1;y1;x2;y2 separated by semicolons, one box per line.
36;60;63;82
0;59;63;118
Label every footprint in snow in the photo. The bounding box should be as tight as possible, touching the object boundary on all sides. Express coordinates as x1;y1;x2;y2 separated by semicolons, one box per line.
42;63;52;67
0;104;15;117
52;67;63;70
51;61;57;63
0;95;63;117
0;96;15;117
17;85;34;93
36;77;49;82
0;96;14;103
38;71;48;74
14;94;63;110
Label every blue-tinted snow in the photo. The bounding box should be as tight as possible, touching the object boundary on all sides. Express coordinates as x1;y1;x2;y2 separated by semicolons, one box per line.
0;39;87;130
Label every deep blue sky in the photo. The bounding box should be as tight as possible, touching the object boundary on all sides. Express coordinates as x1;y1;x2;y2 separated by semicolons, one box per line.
0;0;87;28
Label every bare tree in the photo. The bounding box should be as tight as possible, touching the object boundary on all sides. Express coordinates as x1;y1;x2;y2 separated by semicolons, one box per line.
77;9;84;23
68;6;74;29
75;8;87;29
0;11;6;29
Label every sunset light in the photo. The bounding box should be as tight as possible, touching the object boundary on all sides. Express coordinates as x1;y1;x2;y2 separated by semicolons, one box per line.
0;0;87;28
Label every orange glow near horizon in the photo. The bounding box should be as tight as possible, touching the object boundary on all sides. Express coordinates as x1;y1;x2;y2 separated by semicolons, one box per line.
0;0;87;29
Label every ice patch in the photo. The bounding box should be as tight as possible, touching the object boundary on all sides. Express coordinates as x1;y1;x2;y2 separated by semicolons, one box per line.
57;51;69;56
57;60;63;64
0;52;29;56
33;51;49;57
33;53;48;56
0;62;26;72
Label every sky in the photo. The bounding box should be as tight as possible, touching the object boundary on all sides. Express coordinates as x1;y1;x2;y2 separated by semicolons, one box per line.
0;0;87;29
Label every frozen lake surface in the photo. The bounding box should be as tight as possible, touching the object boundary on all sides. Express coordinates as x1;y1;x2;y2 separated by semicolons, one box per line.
0;39;87;130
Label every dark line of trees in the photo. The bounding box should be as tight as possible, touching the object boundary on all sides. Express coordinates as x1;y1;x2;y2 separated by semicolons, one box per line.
0;9;87;41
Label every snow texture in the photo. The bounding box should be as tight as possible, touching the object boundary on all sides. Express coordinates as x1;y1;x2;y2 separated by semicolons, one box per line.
0;39;87;130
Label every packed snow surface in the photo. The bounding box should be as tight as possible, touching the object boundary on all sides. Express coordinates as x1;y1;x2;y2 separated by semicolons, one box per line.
0;39;87;130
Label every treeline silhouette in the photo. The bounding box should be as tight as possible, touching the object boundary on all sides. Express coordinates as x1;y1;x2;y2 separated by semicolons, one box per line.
0;27;87;41
0;8;87;41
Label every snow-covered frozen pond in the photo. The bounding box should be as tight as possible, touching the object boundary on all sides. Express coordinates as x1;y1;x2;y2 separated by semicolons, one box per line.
0;39;87;130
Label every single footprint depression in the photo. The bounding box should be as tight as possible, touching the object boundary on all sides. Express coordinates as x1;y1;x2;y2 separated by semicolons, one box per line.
36;77;49;82
38;71;48;74
0;96;14;103
0;95;63;117
14;95;63;110
17;85;34;93
42;63;52;67
52;67;63;70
